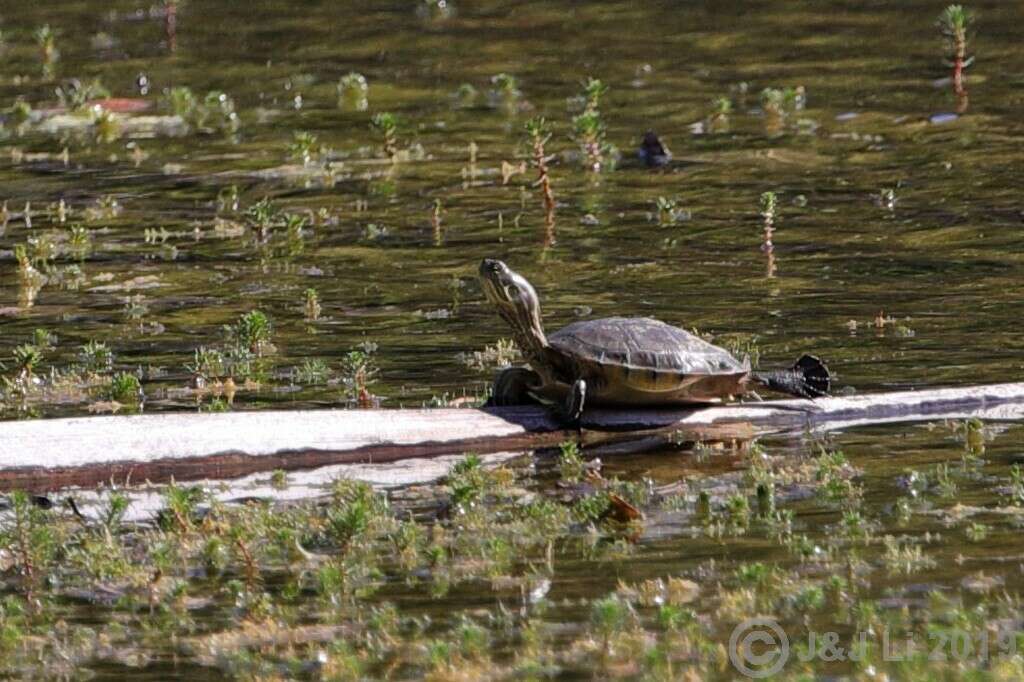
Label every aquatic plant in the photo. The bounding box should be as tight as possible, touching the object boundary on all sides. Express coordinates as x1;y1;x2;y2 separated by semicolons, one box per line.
66;224;91;260
107;372;141;404
337;72;368;110
417;0;453;21
167;86;198;119
654;196;685;225
938;4;973;111
288;131;322;165
446;453;489;510
164;87;239;133
431;198;443;245
7;99;31;133
56;78;109;111
225;311;273;357
79;340;114;373
294;358;330;385
91;108;120;144
370;112;399;160
590;594;633;661
1;491;60;613
760;86;805;116
878;187;897;211
759;190;777;249
451;82;477;107
217;185;239;213
758;191;778;277
203;91;240;133
571;77;613;171
558;440;586;482
488;72;521;111
524;117;556;231
708;96;732;130
340;345;379;406
31;329;57;352
186;346;226;383
34;25;59;77
303;288;322;321
461;338;520;370
12;344;43;379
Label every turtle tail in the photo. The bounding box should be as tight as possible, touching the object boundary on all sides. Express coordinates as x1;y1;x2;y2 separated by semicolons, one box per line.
753;355;830;399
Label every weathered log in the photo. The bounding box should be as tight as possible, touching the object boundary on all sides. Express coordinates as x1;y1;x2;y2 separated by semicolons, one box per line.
1;382;1023;492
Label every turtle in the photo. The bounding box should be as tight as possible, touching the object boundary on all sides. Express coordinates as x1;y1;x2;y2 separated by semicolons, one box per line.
478;258;829;423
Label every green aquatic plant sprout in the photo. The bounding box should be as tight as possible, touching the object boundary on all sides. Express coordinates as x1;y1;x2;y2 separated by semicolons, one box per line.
938;4;973;110
12;344;43;379
7;99;32;132
31;329;56;351
167;86;198;119
288;130;323;165
79;340;113;373
67;224;91;260
370;112;399;159
55;78;109;111
2;491;59;613
340;346;379;405
203;91;240;133
654;196;683;225
303;288;321;321
711;96;732;117
488;72;521;111
226;310;273;356
760;190;777;254
165;87;239;133
337;72;368;110
294;358;330;385
34;24;58;77
107;372;141;403
91;108;120;144
760;85;805;122
558;440;585;482
571;77;613;171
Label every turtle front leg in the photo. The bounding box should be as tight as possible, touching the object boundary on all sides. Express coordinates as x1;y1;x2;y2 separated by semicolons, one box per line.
486;367;542;406
563;378;586;423
561;379;587;437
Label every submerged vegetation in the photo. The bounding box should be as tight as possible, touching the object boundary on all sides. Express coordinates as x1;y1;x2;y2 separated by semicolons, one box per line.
0;426;1022;678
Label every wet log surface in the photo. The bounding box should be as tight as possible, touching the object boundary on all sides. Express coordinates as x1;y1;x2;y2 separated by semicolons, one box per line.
2;382;1024;492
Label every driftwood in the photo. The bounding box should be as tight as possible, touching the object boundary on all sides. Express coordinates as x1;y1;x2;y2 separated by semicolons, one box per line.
1;382;1024;492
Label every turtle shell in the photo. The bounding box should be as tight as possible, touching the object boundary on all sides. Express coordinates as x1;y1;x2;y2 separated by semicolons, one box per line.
546;317;751;404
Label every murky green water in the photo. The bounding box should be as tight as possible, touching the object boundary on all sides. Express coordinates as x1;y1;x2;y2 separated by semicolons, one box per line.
2;0;1024;679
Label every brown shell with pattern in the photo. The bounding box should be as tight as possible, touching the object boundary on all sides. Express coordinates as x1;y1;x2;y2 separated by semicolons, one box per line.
545;317;752;405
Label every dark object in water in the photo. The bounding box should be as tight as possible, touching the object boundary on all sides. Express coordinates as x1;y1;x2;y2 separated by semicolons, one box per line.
637;131;672;167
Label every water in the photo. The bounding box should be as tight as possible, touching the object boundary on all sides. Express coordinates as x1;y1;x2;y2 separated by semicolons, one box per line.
1;0;1024;678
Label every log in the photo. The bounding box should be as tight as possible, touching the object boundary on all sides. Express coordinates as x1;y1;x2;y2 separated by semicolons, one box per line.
2;382;1024;492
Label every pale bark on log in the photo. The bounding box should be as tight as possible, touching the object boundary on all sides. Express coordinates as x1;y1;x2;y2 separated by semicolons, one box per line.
1;382;1023;492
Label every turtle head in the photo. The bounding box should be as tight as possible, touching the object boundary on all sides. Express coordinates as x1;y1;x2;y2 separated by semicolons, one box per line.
479;259;548;353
